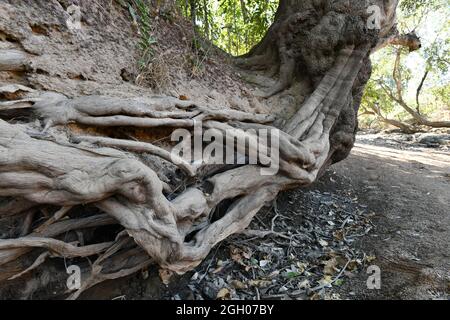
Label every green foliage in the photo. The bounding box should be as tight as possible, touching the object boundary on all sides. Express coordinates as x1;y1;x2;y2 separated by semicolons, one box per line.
423;35;450;75
133;0;158;69
118;0;158;70
400;0;447;14
432;84;450;107
177;0;277;56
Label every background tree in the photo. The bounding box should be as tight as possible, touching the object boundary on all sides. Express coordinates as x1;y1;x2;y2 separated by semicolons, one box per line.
359;0;450;131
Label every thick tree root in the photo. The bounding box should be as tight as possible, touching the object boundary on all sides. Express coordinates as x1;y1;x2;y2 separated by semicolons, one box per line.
30;94;275;128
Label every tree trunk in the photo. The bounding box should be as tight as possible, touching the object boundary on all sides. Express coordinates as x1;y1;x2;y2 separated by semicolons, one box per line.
0;0;401;298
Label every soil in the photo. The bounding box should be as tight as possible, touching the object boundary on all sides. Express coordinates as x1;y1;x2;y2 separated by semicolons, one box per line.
332;135;450;300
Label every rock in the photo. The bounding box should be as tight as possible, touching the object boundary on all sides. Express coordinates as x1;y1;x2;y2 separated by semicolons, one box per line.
418;134;450;147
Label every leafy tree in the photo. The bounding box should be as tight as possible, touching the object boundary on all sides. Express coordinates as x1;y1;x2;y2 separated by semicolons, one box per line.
360;0;450;131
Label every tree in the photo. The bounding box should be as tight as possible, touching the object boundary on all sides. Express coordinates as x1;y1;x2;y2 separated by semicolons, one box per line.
0;0;407;298
377;46;450;129
360;0;449;131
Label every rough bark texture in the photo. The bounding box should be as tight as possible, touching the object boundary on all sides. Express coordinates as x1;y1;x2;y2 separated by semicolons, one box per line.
0;0;401;298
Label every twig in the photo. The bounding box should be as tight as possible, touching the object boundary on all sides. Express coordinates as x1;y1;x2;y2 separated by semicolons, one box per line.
309;259;351;293
8;251;51;280
35;206;73;233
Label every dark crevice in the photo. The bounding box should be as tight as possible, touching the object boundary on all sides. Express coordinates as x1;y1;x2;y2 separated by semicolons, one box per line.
211;196;243;223
67;72;87;81
30;24;49;36
35;68;50;76
0;31;21;44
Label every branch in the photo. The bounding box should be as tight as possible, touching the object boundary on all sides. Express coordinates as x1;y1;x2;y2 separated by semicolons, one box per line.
393;48;403;100
367;103;415;134
0;238;113;258
416;69;429;114
378;79;450;128
375;31;422;53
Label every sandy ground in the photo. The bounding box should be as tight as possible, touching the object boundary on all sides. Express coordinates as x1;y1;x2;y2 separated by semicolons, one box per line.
329;140;450;299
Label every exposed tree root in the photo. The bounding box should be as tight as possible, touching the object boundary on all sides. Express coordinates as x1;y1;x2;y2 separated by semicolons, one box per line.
0;238;112;258
67;238;152;300
72;135;196;177
7;251;51;281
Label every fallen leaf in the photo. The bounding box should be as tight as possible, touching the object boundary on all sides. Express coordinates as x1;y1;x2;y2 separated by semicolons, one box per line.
230;247;252;266
249;279;272;288
212;267;224;274
323;258;338;275
346;260;360;272
259;260;270;268
268;270;280;278
333;230;345;241
298;279;310;289
318;239;329;247
217;288;231;300
283;271;301;279
318;275;333;287
158;268;173;285
190;272;199;281
334;279;344;286
296;262;308;273
278;286;288;293
230;280;247;290
310;292;321;300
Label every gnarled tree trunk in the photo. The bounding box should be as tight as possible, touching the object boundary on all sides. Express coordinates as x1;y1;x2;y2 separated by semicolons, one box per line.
0;0;401;298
